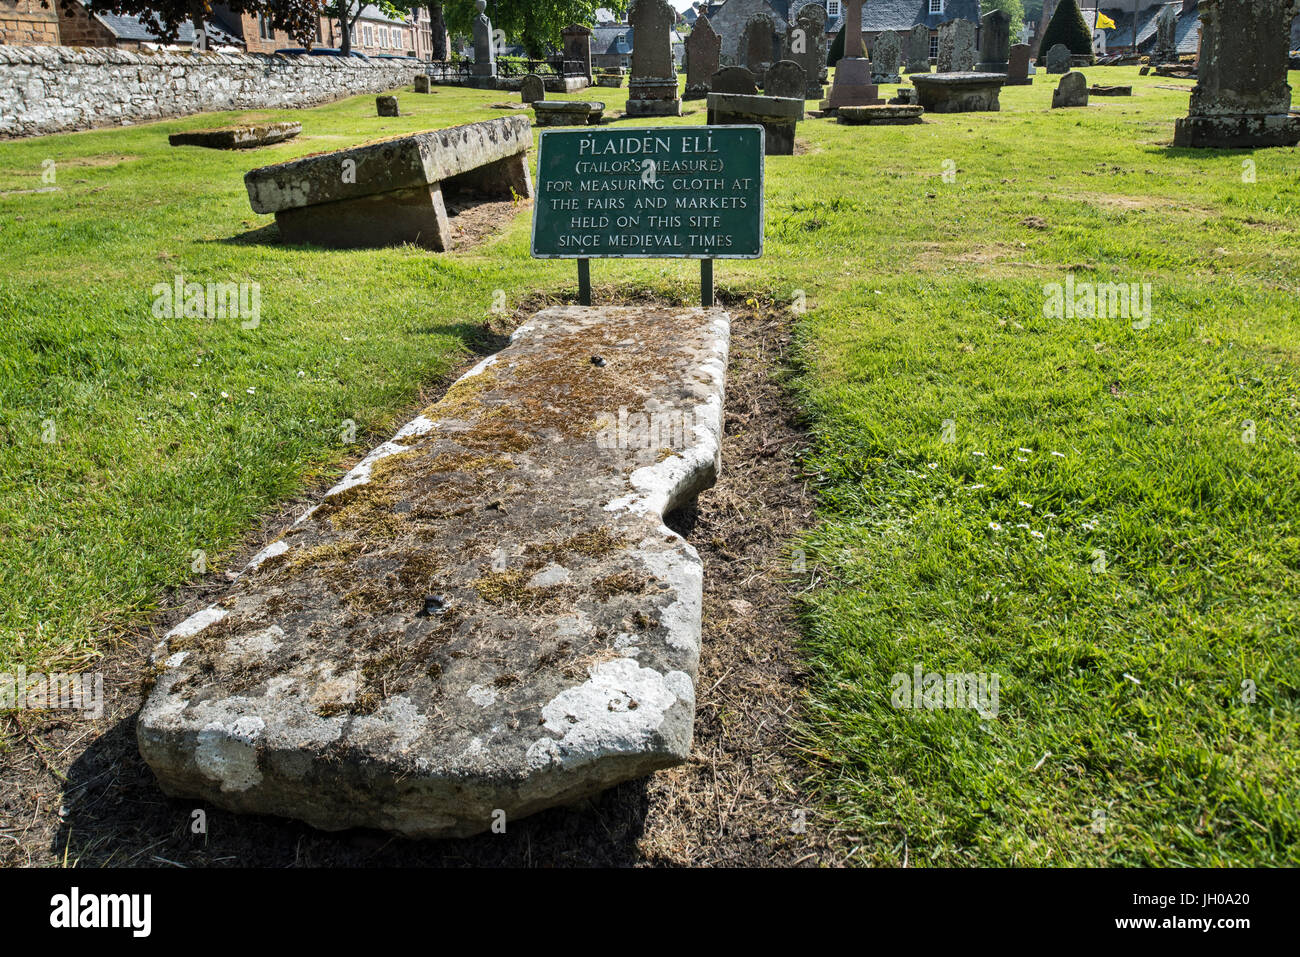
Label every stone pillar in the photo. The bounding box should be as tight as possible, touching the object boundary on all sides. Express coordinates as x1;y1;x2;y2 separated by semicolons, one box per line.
824;0;880;110
562;23;592;81
1173;0;1300;148
471;0;496;79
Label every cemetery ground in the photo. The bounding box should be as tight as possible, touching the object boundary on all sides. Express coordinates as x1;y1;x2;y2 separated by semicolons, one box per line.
1;67;1298;867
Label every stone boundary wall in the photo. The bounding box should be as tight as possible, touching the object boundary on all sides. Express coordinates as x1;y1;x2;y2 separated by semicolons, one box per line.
0;45;423;139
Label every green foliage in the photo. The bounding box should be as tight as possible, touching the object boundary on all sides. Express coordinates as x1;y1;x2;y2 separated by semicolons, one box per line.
1040;0;1093;56
443;0;623;57
982;0;1025;39
71;0;321;46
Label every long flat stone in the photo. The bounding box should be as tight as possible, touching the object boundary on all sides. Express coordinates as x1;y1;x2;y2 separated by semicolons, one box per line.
169;122;301;149
138;305;730;837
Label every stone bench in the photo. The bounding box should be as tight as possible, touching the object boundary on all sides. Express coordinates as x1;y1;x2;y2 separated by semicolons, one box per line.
169;122;301;150
706;92;803;155
138;305;730;838
532;100;605;126
244;116;533;251
837;104;924;125
910;72;1006;113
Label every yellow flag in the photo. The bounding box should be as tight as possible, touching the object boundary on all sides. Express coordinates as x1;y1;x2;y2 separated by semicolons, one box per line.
1096;13;1117;30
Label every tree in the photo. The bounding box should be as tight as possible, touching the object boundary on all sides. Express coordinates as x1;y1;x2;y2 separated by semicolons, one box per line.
1038;0;1092;56
66;0;323;48
329;0;423;55
982;0;1024;39
427;0;447;59
442;0;620;59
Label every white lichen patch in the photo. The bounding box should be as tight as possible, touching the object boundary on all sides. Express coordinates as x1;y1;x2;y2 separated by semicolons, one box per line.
195;716;265;792
165;605;228;641
466;684;498;708
243;538;289;573
220;624;284;668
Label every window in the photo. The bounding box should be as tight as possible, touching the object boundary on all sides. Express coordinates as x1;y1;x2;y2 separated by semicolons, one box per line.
258;15;274;40
929;34;938;59
827;0;840;16
929;0;944;14
363;24;373;46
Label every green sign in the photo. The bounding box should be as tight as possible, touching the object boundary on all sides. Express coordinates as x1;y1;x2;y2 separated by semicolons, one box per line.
531;126;764;260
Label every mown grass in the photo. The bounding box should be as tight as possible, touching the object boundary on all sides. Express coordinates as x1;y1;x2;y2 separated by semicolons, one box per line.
1;67;1297;865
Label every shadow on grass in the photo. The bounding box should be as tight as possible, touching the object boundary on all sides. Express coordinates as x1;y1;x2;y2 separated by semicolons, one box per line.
53;711;655;867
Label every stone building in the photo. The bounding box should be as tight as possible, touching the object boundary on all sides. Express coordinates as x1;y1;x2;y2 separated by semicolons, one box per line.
591;20;684;71
1081;1;1202;58
0;0;60;46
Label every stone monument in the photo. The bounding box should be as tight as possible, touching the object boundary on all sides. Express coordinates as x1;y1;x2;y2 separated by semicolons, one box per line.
1152;4;1178;66
1173;0;1300;148
872;30;902;84
1006;43;1032;84
627;0;682;116
1046;43;1071;74
1051;70;1089;108
937;19;976;73
520;74;545;104
764;59;807;99
684;15;721;99
561;23;593;83
824;0;881;110
786;5;828;98
471;0;496;80
742;13;780;76
977;9;1011;72
906;23;931;73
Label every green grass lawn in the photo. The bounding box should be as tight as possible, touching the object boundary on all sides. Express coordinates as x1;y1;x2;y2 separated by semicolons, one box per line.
1;67;1297;866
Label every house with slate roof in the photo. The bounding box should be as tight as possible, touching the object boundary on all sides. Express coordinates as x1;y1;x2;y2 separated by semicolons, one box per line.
707;0;980;68
591;20;685;71
1078;1;1201;58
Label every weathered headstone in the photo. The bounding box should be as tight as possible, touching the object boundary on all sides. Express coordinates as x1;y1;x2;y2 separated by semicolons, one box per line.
837;103;924;125
711;65;758;95
684;15;721;98
471;0;496;79
1051;70;1089;108
1152;4;1178;66
741;13;779;75
561;23;593;81
872;30;902;84
627;0;681;116
937;19;976;73
520;74;546;104
906;23;931;73
764;59;807;99
243;117;532;252
532;100;604;125
977;9;1011;72
1006;43;1032;84
786;5;828;98
707;92;802;154
825;0;880;110
376;95;399;116
1046;43;1071;74
1173;0;1300;148
1090;84;1132;96
414;73;431;94
911;72;1005;112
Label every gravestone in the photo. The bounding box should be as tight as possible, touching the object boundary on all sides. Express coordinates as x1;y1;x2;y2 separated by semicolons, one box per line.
937;19;976;73
911;72;1005;112
711;66;758;95
561;23;592;81
1152;4;1178;66
1173;0;1300;148
169;122;301;149
1090;84;1132;96
786;5;828;98
1006;43;1032;84
837;103;924;125
243;117;532;252
627;0;681;116
872;30;902;84
532;100;605;125
684;15;721;98
825;0;880;110
376;95;399;116
471;0;496;79
707;92;802;154
906;23;931;73
414;73;431;94
520;74;546;104
978;9;1011;72
764;59;807;99
742;13;779;76
1051;70;1089;108
1046;43;1071;74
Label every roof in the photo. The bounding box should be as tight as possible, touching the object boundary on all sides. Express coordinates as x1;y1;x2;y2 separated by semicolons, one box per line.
1092;3;1199;55
592;23;634;55
823;0;982;36
354;4;415;27
92;8;243;47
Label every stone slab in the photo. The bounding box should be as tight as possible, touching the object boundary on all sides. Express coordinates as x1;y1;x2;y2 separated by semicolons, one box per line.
836;104;924;125
910;72;1006;113
169;121;301;150
706;92;801;154
533;101;605;126
138;305;731;838
1090;85;1132;96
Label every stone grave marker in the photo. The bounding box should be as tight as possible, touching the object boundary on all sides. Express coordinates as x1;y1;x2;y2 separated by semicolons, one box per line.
1173;0;1300;148
414;73;431;93
169;122;301;150
707;93;802;154
684;15;721;99
376;95;399;116
906;23;931;73
786;5;828;98
471;0;496;79
627;0;681;116
562;23;593;82
764;59;807;99
742;13;780;76
520;74;546;104
825;0;881;110
872;30;902;84
1046;43;1071;74
533;100;604;125
711;65;758;95
1006;43;1032;85
1051;70;1089;107
938;19;976;73
911;72;1006;112
1153;4;1178;66
978;9;1011;72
